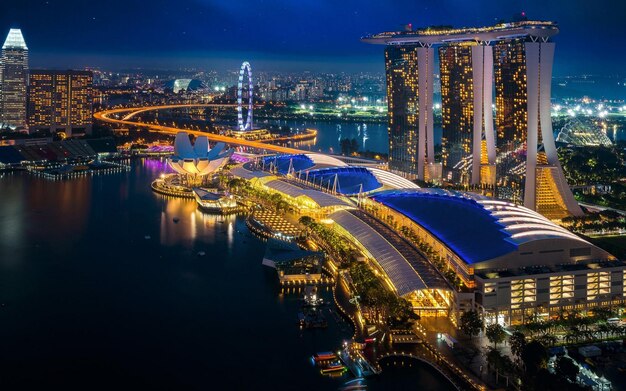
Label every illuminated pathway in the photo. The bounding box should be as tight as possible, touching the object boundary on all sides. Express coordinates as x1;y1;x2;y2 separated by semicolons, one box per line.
94;105;305;154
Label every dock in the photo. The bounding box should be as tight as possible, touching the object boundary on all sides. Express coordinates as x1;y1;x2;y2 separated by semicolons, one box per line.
338;346;381;377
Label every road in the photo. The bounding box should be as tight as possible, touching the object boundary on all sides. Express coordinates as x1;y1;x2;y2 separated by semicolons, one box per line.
93;105;305;154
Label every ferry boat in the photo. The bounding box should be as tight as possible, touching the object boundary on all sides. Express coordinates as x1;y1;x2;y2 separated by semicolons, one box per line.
321;362;346;374
313;352;336;362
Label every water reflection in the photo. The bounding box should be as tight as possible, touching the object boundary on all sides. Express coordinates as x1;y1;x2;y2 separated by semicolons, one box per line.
157;194;237;247
25;176;89;238
0;173;26;262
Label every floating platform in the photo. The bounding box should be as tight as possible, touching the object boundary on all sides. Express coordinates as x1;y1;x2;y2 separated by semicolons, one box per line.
193;187;240;214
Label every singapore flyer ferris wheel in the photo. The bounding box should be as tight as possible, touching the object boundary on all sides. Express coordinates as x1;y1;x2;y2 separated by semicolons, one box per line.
237;61;253;131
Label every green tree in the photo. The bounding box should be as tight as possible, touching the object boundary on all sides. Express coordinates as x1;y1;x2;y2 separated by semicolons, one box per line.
486;323;506;348
555;356;579;383
485;347;515;384
459;310;483;338
298;216;314;227
509;331;527;359
521;340;548;376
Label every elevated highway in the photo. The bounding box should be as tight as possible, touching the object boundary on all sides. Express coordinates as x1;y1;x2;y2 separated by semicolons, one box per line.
94;105;304;154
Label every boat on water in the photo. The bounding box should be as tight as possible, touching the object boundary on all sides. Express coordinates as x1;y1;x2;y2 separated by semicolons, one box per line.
303;285;324;307
340;385;367;391
320;362;346;374
313;352;336;362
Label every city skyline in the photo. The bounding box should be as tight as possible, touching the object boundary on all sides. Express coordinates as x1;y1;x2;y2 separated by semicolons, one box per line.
2;3;626;390
1;0;625;75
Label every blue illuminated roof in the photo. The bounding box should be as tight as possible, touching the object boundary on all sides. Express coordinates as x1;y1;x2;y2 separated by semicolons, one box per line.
370;189;518;264
262;154;314;175
301;167;382;196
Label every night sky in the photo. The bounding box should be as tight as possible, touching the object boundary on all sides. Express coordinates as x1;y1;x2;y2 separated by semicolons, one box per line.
2;0;624;74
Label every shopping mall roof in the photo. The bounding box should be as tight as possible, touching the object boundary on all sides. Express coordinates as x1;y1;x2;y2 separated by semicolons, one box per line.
302;166;382;195
367;167;420;190
261;154;315;174
265;179;352;208
370;189;596;266
230;164;273;180
330;210;449;296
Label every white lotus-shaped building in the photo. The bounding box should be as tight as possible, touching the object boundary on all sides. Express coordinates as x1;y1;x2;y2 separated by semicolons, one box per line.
168;132;232;176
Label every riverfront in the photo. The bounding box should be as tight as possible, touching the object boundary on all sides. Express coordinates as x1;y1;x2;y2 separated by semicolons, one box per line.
0;159;455;390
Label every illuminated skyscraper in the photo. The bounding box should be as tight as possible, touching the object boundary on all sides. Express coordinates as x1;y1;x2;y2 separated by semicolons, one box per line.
493;39;582;218
440;44;473;184
385;45;419;177
439;43;496;186
28;70;93;136
0;29;29;130
523;41;582;218
384;45;439;181
492;39;528;203
364;20;582;218
494;39;528;153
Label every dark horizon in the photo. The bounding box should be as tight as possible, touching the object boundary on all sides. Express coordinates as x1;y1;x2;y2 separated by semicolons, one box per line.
3;1;626;75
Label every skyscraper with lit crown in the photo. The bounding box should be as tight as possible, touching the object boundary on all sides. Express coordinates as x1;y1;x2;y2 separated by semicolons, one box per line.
0;28;29;130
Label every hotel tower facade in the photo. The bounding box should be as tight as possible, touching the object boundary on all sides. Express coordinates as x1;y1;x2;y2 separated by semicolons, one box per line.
363;20;583;218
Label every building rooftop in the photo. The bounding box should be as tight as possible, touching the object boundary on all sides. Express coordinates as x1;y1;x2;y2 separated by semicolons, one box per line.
261;154;315;174
302;166;382;195
362;20;558;46
330;209;449;296
231;164;273;180
476;259;626;280
265;179;352;208
370;189;591;265
2;28;27;50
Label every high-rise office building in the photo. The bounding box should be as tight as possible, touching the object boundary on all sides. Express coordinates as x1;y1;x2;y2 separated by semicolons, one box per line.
28;70;93;136
384;45;439;181
0;29;29;130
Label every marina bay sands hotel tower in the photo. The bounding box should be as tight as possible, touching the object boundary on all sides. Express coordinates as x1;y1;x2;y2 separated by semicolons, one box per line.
363;19;583;219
